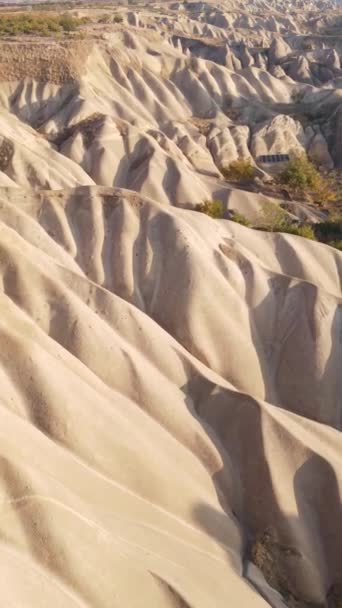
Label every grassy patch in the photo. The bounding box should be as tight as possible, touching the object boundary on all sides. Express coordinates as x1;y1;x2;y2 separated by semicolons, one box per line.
255;199;288;232
278;223;316;239
0;12;86;36
194;171;342;251
229;210;251;226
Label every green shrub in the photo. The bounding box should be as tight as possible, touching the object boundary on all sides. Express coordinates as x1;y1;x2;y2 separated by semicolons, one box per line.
221;158;255;183
59;14;78;31
196;199;224;218
277;223;316;239
255;201;314;240
47;20;60;32
113;14;123;23
326;240;342;251
0;12;84;36
229;211;251;226
255;199;288;231
278;152;322;193
276;152;339;204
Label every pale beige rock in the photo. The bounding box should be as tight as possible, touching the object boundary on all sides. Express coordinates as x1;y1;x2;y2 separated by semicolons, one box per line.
0;186;340;608
252;115;306;158
0;2;340;606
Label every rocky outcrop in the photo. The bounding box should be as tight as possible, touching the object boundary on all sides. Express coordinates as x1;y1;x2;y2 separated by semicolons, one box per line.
268;36;292;65
287;55;313;83
307;130;334;169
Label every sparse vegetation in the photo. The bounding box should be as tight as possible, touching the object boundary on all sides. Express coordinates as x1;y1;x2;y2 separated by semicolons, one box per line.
278;152;321;192
255;201;342;246
278;223;316;239
98;12;123;25
255;200;315;240
278;220;342;249
0;12;85;37
195;193;342;249
255;199;288;232
221;158;255;183
258;199;342;246
229;210;251;226
196;199;224;218
314;184;338;205
276;152;337;205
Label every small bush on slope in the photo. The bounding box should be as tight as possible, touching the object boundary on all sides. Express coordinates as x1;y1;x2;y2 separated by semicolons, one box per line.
229;211;251;226
278;152;321;192
255;200;288;232
221;158;255;183
277;152;337;204
195;197;342;249
196;199;224;218
278;224;316;239
256;201;316;239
